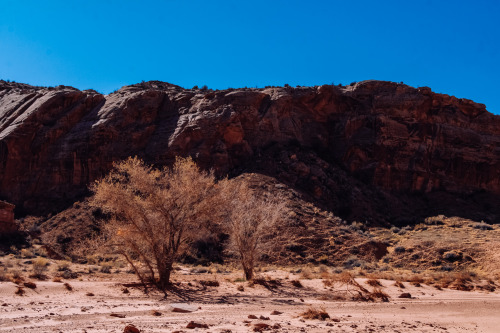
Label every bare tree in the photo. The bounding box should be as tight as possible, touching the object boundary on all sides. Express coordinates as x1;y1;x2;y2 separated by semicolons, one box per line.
222;180;287;280
90;156;221;291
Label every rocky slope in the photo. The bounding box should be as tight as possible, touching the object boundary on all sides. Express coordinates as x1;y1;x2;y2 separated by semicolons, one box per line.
1;80;499;224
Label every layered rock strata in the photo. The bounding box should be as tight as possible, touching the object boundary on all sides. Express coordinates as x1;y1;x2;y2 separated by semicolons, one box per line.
1;80;499;224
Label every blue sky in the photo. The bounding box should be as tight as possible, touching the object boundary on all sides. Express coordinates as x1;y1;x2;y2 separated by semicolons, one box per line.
0;0;499;114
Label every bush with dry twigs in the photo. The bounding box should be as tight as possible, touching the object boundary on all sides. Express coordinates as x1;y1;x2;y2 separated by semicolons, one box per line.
222;180;287;280
90;156;225;292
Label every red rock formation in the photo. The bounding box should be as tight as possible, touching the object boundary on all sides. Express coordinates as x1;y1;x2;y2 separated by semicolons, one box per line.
0;80;499;224
0;200;16;233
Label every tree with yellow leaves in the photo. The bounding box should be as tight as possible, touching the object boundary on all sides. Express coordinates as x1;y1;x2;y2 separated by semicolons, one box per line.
91;156;222;291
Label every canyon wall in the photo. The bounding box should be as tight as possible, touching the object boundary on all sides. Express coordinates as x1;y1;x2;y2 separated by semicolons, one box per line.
1;80;499;224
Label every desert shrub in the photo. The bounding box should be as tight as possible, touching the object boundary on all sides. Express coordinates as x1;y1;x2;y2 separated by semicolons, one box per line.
4;259;14;268
209;263;228;274
300;266;314;279
390;226;400;233
370;288;390;302
0;269;8;281
443;251;462;262
59;270;79;279
151;310;162;316
222;180;287;280
86;255;99;265
324;271;368;294
252;277;281;289
10;269;24;282
199;280;220;287
100;263;112;274
31;258;48;279
343;255;364;268
394;280;405;288
408;275;424;287
34;247;48;257
23;281;37;289
394;246;406;253
366;279;382;287
318;256;329;265
425;215;445;225
21;249;34;258
300;307;330;320
190;266;209;274
15;287;25;296
57;261;71;271
470;222;493;230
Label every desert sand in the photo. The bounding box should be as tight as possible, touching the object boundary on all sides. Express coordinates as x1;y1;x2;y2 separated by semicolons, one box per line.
1;269;499;333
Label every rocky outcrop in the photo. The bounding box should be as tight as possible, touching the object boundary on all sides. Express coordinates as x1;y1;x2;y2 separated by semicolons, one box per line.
1;80;499;224
0;200;16;233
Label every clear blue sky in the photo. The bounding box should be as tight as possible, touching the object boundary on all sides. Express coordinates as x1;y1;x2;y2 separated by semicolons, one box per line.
1;0;499;114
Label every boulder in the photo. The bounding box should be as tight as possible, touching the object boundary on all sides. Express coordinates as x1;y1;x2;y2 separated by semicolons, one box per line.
170;303;198;313
123;324;140;333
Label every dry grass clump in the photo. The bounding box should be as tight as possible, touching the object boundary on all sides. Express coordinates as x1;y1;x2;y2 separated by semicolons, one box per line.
151;310;162;316
365;271;398;281
10;269;24;284
0;269;9;282
15;287;25;296
252;277;281;289
23;281;37;289
31;257;49;280
199;280;220;287
300;307;330;320
21;248;34;258
407;275;424;287
99;263;112;274
299;266;314;279
427;271;477;290
448;272;474;291
475;280;497;292
366;279;382;287
322;271;368;293
370;288;390;302
393;280;405;288
57;261;71;271
320;271;392;302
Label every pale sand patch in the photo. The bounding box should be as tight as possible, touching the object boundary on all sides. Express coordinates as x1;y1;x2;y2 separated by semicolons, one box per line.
0;272;498;332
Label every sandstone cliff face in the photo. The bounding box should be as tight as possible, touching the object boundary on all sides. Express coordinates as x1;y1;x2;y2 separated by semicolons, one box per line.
0;200;16;233
1;80;499;224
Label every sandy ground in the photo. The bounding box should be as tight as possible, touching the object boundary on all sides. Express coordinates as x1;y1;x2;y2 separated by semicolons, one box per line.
1;270;499;333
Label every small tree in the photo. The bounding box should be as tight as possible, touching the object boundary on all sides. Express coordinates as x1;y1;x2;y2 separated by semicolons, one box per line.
91;156;221;291
223;180;286;280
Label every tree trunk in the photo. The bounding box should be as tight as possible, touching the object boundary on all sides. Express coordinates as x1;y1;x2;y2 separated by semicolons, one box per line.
243;265;253;280
157;264;172;291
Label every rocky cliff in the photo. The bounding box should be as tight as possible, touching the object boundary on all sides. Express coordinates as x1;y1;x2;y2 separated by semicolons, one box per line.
0;200;16;233
1;80;499;224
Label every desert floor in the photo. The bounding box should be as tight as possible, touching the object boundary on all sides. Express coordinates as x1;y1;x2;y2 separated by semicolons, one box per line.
1;269;499;333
